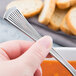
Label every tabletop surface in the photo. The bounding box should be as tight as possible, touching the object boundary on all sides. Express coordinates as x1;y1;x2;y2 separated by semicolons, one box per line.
0;0;60;47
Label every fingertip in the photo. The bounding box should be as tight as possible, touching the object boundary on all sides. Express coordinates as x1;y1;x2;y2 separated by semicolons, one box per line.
37;36;53;49
34;66;42;76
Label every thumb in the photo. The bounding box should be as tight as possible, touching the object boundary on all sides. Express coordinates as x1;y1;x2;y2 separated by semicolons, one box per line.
18;36;52;73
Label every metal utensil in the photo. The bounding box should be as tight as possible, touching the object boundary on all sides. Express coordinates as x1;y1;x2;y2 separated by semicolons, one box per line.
3;7;76;76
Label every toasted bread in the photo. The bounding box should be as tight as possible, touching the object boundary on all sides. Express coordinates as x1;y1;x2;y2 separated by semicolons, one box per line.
38;0;56;25
48;23;59;31
6;0;43;18
60;16;72;35
48;8;68;31
66;7;76;35
56;0;70;9
70;0;76;6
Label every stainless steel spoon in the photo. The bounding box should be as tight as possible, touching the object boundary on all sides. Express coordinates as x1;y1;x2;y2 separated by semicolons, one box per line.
3;7;76;76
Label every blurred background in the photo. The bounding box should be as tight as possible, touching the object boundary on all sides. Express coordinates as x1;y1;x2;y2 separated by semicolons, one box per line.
0;0;76;47
0;0;60;47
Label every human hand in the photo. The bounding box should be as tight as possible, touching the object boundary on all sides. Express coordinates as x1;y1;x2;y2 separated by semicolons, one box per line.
0;36;52;76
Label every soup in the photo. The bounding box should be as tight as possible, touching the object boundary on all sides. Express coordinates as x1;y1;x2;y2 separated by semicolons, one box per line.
41;60;76;76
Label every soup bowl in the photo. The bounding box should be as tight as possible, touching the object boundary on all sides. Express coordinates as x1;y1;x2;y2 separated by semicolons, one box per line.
41;47;76;76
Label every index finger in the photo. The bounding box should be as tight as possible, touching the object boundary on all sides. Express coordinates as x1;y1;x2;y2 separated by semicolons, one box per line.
0;40;34;59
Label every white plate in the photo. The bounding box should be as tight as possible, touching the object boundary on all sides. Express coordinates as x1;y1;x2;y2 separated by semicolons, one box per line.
48;47;76;61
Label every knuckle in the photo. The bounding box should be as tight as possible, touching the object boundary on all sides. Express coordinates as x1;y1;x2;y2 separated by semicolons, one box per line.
33;45;46;60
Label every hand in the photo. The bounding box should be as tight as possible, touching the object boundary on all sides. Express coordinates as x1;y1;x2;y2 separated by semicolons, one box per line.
0;36;52;76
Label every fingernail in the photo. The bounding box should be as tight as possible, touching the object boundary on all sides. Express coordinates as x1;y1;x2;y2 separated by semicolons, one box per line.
38;36;52;49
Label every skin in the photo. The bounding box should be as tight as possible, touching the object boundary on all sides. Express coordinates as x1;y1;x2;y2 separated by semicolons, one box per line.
0;36;52;76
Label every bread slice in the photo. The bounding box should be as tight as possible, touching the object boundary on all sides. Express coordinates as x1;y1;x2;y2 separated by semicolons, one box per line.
60;16;72;35
48;8;68;31
38;0;56;25
48;23;59;31
70;0;76;6
6;0;43;18
66;7;76;35
56;0;70;9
